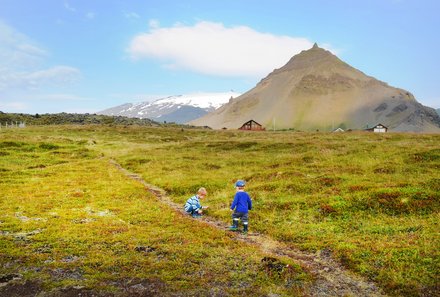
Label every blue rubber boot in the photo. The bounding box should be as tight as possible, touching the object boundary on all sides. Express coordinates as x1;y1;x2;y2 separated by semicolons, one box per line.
229;219;239;231
242;223;248;234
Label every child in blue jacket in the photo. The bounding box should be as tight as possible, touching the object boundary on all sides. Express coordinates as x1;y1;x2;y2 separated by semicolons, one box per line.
229;180;252;233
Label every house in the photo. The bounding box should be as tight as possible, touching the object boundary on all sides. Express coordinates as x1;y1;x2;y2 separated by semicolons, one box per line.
374;124;387;133
238;120;264;131
366;123;388;133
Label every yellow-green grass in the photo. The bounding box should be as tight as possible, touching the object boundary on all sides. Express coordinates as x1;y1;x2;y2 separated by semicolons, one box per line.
1;125;439;296
0;128;308;296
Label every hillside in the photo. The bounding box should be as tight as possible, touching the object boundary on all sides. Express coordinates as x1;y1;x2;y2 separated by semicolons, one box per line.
189;44;440;132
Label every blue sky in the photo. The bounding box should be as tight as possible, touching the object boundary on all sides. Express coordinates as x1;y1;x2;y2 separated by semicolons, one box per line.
0;0;439;114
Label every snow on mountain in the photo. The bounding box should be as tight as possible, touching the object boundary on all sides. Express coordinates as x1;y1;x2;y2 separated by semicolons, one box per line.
98;91;240;124
151;92;240;109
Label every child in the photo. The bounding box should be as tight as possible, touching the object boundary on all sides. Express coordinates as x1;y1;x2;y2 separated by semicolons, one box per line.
229;180;252;233
184;187;208;218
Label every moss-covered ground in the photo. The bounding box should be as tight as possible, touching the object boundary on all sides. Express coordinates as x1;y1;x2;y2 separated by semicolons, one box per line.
1;125;439;296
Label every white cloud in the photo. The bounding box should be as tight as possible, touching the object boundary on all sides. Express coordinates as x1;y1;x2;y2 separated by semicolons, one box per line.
38;93;91;101
0;21;81;92
148;19;160;29
26;66;80;86
0;101;28;111
86;12;96;20
0;93;95;114
0;21;47;69
0;65;80;91
127;21;318;78
124;11;140;19
64;1;76;12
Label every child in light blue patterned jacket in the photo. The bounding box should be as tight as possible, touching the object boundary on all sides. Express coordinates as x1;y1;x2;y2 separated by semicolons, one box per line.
184;187;208;218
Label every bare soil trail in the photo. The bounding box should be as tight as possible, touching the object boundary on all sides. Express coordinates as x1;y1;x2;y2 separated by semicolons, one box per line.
111;160;387;297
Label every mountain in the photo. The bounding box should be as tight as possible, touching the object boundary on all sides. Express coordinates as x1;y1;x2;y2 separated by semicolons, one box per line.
437;108;440;116
189;44;440;132
98;92;240;123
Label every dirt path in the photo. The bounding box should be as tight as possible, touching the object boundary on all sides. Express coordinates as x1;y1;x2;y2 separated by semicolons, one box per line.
111;160;387;297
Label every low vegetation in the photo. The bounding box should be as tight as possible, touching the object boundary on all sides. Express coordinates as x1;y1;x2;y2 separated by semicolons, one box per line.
1;125;439;296
0;112;159;126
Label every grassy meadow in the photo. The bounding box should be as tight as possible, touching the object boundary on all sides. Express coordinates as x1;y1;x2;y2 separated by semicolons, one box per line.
0;125;439;296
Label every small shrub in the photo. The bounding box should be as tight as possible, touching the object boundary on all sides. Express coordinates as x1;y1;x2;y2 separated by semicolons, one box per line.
412;149;440;162
272;200;294;210
302;156;314;163
319;203;337;216
260;257;301;281
317;176;341;187
205;141;258;151
357;189;439;215
125;158;151;167
373;166;396;174
27;164;46;169
348;185;370;192
425;178;440;192
203;163;221;170
0;141;23;148
39;143;60;150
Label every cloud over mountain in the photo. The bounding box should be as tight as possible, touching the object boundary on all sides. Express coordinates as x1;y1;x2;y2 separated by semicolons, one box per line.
127;21;316;78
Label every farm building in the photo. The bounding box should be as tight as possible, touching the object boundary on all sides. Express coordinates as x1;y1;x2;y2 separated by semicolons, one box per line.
368;123;388;133
238;120;264;131
374;124;388;133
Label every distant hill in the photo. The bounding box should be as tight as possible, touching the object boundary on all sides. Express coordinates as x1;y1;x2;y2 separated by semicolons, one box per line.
189;44;440;133
98;92;241;124
0;112;160;126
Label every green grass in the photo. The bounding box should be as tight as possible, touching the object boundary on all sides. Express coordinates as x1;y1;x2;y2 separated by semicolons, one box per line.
0;127;308;296
1;125;439;296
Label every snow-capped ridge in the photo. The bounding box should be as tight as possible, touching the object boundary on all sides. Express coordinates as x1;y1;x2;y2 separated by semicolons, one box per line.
98;91;241;124
150;92;241;110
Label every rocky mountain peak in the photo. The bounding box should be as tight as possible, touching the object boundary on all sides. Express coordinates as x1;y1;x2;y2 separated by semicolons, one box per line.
190;45;440;132
268;44;360;81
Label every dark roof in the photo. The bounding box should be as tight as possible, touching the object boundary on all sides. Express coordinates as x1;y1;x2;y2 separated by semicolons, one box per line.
242;119;262;126
374;123;388;128
365;123;389;131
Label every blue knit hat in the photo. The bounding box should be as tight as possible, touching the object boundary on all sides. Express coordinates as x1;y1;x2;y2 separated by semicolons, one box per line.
235;180;245;187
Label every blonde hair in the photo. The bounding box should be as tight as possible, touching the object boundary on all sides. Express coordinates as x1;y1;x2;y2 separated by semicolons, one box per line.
197;187;207;195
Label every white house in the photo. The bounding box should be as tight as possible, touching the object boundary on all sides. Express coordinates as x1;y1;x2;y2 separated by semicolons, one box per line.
373;123;388;133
